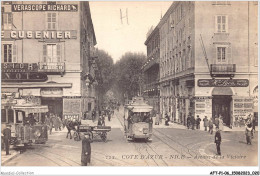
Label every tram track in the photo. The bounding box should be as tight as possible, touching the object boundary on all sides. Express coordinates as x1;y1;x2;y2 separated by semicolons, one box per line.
153;128;217;166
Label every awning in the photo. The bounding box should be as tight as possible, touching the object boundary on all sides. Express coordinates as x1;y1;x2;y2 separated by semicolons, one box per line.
12;105;49;113
2;83;72;88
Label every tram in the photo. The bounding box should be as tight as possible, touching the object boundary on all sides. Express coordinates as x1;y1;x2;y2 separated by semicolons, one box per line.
2;103;49;147
124;96;153;141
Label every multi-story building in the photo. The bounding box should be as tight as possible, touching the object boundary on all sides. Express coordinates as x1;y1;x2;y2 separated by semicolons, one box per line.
1;1;100;123
142;26;160;113
157;1;258;127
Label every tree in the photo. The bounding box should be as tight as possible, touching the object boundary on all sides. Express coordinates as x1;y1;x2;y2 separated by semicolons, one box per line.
114;52;146;101
95;49;115;104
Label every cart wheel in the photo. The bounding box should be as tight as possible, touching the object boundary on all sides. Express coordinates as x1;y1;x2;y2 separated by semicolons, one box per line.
101;132;107;142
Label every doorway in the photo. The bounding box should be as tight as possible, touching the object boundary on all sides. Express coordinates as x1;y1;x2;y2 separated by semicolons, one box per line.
41;97;63;118
212;95;232;126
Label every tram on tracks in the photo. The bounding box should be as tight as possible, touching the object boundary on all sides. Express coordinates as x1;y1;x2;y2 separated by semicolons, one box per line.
124;96;153;141
1;99;49;147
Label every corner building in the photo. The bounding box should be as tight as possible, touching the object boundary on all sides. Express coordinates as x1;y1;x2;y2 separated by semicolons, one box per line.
142;27;160;113
157;1;258;127
1;1;99;122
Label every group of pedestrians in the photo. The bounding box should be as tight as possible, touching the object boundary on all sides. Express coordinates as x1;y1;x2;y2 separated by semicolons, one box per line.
202;115;224;134
44;113;63;135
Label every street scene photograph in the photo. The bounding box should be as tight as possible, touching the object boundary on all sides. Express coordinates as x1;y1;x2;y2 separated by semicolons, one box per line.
1;0;258;171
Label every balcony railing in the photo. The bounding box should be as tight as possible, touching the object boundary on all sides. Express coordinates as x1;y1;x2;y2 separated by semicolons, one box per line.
210;64;236;77
38;62;65;73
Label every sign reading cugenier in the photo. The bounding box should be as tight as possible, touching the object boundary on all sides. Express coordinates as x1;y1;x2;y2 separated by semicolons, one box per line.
12;4;78;12
1;31;77;40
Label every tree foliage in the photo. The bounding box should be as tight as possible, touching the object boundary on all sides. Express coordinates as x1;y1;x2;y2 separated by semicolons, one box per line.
113;52;146;101
96;49;114;95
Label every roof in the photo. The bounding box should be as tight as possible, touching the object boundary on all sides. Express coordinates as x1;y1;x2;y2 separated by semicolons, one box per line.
125;97;153;113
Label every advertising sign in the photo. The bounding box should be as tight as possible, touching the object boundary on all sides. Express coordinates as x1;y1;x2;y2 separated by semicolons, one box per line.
198;79;249;87
12;4;78;12
2;72;48;82
2;63;38;72
1;30;77;40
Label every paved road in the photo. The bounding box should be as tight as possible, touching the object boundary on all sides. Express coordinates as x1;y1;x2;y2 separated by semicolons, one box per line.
3;108;258;166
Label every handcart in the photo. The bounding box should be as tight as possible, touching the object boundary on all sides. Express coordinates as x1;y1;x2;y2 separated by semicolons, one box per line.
78;125;111;142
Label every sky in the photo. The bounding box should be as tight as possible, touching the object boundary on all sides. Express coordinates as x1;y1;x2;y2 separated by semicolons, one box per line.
89;1;173;62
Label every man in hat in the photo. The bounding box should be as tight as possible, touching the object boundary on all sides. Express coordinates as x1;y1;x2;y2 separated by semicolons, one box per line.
81;133;92;166
3;124;11;155
215;127;222;155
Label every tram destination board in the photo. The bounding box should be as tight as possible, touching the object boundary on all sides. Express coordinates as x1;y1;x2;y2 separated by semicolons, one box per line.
197;79;249;87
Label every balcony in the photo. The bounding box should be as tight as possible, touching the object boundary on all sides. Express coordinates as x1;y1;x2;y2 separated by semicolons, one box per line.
38;62;65;74
210;64;236;77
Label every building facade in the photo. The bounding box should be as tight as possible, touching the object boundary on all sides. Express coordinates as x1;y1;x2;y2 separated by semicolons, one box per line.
142;26;160;113
157;1;258;127
1;1;99;124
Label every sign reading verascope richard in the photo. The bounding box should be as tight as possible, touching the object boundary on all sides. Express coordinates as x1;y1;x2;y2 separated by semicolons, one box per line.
12;4;78;12
198;79;249;87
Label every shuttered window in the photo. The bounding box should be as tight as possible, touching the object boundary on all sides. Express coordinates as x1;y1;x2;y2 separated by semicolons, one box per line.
215;15;228;33
47;13;57;30
2;13;12;30
43;44;61;62
216;46;231;63
2;44;16;63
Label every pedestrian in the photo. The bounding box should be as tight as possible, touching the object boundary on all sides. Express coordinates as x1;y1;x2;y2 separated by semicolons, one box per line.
191;116;195;130
214;127;221;155
102;114;106;126
196;115;201;129
245;122;253;145
81;133;92;166
219;116;224;131
92;110;96;120
187;115;191;129
3;124;11;155
214;115;219;129
203;116;209;131
155;113;160;125
165;113;170;126
209;118;214;134
108;111;111;121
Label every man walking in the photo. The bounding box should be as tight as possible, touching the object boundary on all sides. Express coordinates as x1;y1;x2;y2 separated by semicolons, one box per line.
203;116;209;131
209;118;214;134
81;133;92;166
196;115;201;129
3;124;11;155
191;116;195;130
214;115;220;129
215;128;221;155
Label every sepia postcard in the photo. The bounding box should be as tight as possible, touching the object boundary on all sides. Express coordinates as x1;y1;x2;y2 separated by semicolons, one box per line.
1;0;259;175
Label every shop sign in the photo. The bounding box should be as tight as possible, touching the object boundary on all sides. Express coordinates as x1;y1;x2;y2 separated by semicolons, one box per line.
198;79;249;87
41;88;63;97
1;30;77;40
38;62;65;72
12;4;78;12
64;114;79;121
2;72;48;82
2;63;38;72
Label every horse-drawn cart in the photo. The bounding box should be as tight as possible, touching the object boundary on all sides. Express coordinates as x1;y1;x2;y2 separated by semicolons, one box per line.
76;125;111;142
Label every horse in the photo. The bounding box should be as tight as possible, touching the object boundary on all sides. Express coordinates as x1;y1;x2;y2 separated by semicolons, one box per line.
64;120;80;139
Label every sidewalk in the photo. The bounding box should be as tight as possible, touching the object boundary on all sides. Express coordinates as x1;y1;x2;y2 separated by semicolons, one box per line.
1;147;20;165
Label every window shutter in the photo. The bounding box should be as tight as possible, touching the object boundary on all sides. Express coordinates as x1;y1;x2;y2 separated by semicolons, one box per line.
226;16;228;33
57;43;61;62
227;45;232;63
43;44;47;62
215;16;218;33
12;44;17;63
212;45;217;64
